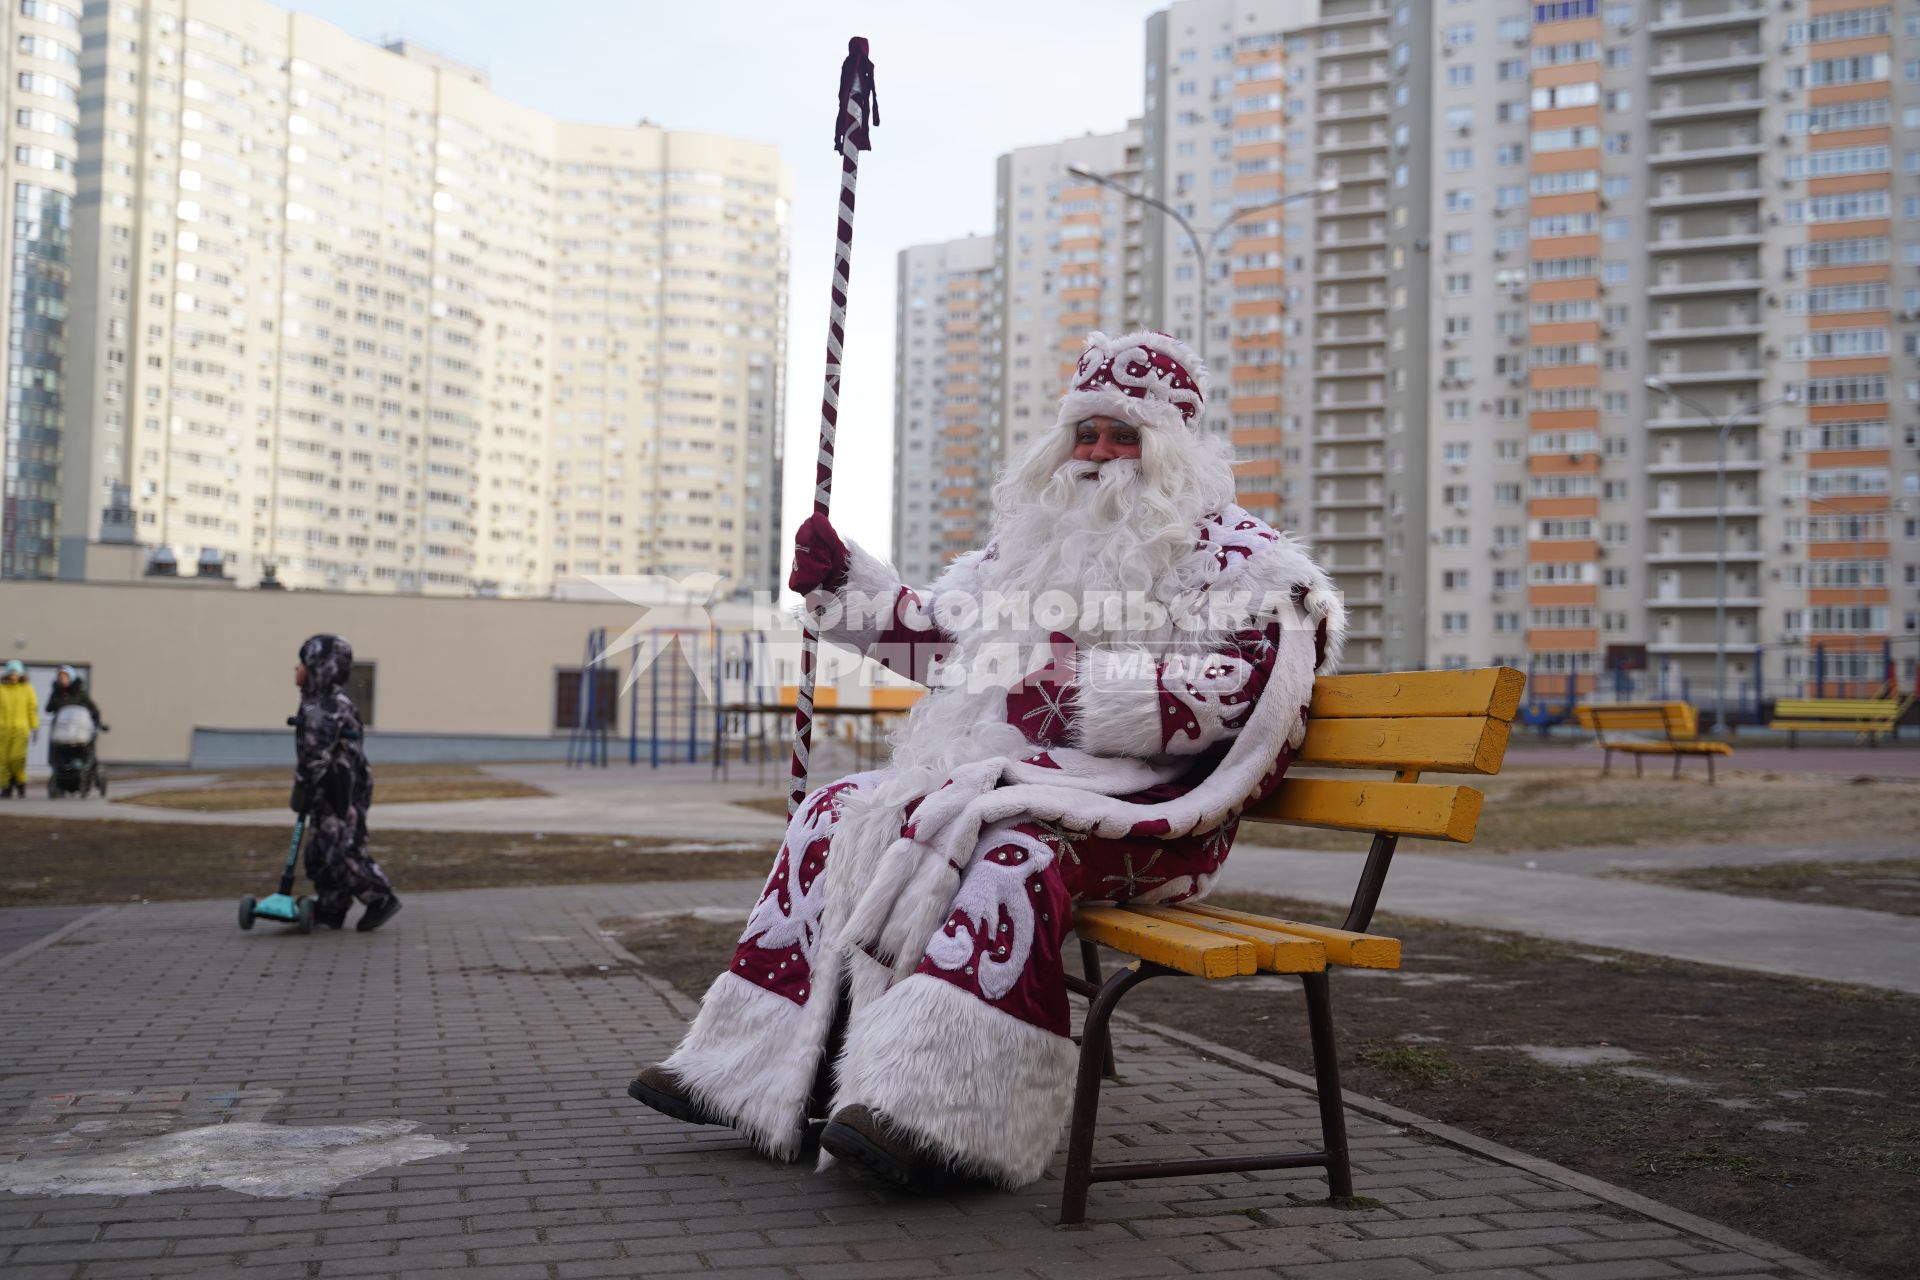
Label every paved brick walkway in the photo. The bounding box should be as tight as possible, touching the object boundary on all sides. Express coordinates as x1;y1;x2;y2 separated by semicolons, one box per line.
0;883;1834;1278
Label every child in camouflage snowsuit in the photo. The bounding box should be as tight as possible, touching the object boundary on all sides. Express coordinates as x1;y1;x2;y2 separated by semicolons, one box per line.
293;634;400;931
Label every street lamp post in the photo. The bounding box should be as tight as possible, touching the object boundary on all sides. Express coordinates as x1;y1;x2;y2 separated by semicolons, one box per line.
1064;166;1338;425
1644;377;1799;733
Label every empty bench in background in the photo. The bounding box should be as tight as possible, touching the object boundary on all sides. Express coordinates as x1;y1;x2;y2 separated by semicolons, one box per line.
1767;696;1909;748
1059;665;1525;1225
1573;701;1733;783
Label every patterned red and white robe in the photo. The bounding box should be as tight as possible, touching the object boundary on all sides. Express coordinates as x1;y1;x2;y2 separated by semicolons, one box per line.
658;505;1345;1188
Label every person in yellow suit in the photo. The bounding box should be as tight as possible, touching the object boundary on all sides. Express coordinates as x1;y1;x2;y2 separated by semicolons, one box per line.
0;660;40;798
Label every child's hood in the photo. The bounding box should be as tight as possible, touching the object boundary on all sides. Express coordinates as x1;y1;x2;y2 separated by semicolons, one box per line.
299;634;355;696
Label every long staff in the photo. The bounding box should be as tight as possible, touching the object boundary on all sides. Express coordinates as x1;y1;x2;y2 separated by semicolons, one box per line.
790;38;880;816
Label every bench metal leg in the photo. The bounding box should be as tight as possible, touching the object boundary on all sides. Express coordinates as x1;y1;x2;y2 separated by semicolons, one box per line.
1601;748;1612;778
1079;939;1119;1079
1301;971;1353;1200
1707;754;1716;785
1634;754;1643;778
1672;753;1682;781
1061;963;1154;1225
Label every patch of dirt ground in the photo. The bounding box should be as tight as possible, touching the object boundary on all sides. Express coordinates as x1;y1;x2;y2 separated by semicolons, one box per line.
613;898;1918;1280
0;817;767;908
1620;858;1920;917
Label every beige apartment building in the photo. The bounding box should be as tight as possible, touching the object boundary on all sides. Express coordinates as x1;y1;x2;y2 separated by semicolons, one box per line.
900;0;1919;702
8;0;789;598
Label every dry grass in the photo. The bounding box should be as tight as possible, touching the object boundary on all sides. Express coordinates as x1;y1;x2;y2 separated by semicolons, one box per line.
1239;764;1920;854
0;817;767;907
1620;857;1920;917
113;764;547;812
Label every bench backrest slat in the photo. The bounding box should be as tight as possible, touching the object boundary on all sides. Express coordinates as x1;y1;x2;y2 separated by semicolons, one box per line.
1773;698;1902;719
1308;667;1526;722
1574;701;1696;739
1295;715;1510;774
1244;776;1482;842
1255;666;1521;848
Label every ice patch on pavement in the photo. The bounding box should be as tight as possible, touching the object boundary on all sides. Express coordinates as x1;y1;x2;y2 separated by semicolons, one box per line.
3;1119;464;1199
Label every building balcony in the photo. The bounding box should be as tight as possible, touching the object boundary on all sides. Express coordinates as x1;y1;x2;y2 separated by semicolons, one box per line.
1318;37;1393;60
1312;265;1387;284
1314;329;1384;347
1316;4;1391;29
1317;229;1387;249
1314;298;1386;316
1315;362;1387;379
1645;549;1764;564
1647;2;1764;36
1647;321;1763;341
1647;94;1764;123
1647;232;1764;254
1647;641;1752;655
1314;461;1384;477
1316;101;1389;124
1645;276;1763;298
1646;186;1763;211
1646;457;1763;475
1647;417;1768;437
1650;596;1764;609
1317;133;1388;156
1318;65;1390;91
1648;141;1765;167
1650;503;1764;519
1313;427;1386;445
1645;365;1761;384
1648;50;1766;79
1312;526;1386;541
1314;396;1386;413
1314;492;1383;510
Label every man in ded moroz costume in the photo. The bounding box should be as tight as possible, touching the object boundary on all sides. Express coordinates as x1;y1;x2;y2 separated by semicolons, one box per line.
629;330;1345;1189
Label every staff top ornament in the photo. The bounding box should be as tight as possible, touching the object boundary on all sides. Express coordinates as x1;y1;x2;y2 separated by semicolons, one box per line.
1055;330;1211;434
833;37;880;153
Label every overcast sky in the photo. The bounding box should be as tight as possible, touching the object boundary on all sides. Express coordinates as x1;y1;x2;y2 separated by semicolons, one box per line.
284;0;1169;564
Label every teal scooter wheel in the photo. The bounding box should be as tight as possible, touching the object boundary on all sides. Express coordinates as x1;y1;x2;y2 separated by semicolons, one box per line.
238;895;257;930
296;897;316;935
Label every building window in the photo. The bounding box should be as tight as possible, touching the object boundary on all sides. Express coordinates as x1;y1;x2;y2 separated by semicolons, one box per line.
554;668;621;731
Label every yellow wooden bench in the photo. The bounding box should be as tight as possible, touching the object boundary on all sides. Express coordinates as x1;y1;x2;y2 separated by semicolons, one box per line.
1057;666;1523;1224
1768;696;1909;748
1572;702;1733;783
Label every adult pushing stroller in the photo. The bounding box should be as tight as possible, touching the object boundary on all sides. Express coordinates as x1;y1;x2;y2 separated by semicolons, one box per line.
47;705;105;798
45;667;107;799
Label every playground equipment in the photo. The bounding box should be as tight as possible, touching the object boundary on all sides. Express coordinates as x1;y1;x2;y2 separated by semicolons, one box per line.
566;627;779;771
1515;666;1577;737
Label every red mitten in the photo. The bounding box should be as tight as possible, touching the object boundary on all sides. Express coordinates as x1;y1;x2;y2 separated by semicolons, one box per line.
1006;632;1079;747
787;512;850;595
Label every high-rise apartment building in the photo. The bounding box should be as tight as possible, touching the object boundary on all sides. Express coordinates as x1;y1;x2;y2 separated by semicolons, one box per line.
3;0;83;578
994;129;1146;461
893;129;1144;579
894;235;993;586
12;0;789;598
1415;0;1918;702
1135;0;1919;692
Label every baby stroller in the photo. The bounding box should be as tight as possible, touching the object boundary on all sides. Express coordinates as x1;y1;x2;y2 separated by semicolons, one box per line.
46;705;106;798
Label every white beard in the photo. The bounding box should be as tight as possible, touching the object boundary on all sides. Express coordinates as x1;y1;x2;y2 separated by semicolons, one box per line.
877;457;1216;794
